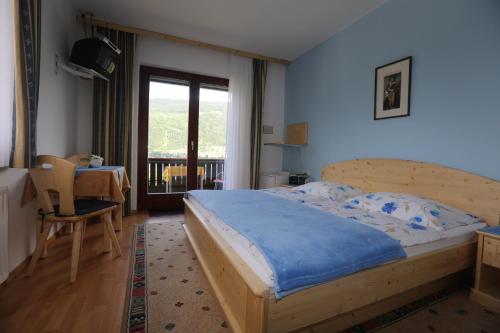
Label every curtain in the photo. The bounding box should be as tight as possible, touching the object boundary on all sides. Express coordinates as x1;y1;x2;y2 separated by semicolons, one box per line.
224;55;253;190
250;59;268;189
0;0;15;167
10;0;41;168
92;28;135;215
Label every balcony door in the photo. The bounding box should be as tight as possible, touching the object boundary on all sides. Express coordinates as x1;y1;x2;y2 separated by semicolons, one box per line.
137;66;229;210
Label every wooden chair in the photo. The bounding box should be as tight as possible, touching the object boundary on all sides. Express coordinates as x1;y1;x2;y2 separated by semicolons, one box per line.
163;165;205;192
27;155;122;282
66;153;91;167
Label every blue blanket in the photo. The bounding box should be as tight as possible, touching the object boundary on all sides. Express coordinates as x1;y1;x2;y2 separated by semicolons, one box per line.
188;190;406;298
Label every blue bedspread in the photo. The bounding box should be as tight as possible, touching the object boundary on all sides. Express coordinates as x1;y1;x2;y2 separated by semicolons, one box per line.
188;190;406;298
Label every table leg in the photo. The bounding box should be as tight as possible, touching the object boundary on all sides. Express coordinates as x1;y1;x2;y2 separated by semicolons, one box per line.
102;214;112;253
112;204;123;232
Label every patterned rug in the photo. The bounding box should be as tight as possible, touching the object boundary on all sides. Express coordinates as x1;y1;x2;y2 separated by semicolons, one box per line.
126;216;231;333
125;216;500;333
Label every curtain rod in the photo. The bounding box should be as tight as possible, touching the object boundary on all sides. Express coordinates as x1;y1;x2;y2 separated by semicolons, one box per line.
76;16;291;65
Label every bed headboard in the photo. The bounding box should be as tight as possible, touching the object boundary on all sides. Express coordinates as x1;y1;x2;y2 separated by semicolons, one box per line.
321;159;500;226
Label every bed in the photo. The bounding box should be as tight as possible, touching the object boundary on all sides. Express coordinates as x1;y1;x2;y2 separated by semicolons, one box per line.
183;159;500;333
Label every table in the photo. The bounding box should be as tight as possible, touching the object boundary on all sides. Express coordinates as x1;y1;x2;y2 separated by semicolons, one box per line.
162;165;205;192
22;166;130;231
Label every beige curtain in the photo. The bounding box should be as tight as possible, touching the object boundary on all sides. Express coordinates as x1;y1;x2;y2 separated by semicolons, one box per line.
10;0;41;168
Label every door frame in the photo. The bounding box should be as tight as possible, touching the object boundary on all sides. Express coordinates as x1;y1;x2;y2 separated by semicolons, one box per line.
137;65;229;210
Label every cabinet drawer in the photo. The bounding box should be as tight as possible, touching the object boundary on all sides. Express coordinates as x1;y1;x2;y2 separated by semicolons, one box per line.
483;237;500;269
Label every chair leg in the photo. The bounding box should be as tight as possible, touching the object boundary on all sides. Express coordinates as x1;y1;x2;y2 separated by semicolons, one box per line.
80;220;87;253
27;222;53;276
102;215;112;253
102;212;122;257
112;204;123;232
35;217;48;258
70;222;83;283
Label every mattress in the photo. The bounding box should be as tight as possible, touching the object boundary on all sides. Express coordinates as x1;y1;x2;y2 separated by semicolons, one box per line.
187;196;485;289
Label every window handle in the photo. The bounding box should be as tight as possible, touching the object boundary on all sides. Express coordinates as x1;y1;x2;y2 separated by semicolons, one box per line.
191;140;194;151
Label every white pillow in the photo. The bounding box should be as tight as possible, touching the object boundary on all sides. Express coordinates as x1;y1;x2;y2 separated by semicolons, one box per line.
348;192;483;231
294;181;363;201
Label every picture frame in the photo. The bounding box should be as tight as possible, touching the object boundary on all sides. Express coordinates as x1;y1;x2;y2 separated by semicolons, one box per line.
374;56;412;120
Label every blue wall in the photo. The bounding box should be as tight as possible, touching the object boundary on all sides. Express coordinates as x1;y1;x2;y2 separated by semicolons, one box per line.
284;0;500;181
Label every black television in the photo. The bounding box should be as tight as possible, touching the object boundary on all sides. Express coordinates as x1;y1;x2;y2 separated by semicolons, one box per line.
69;37;121;80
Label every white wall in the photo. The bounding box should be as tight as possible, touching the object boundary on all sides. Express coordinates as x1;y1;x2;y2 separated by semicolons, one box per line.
0;0;78;274
75;80;93;153
0;168;37;273
129;36;286;210
37;0;78;156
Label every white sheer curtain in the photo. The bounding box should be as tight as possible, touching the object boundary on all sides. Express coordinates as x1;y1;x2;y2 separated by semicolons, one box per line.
0;0;14;167
224;55;253;189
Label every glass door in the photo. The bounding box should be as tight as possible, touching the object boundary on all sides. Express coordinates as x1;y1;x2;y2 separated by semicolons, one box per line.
198;85;228;191
148;80;189;194
137;66;229;210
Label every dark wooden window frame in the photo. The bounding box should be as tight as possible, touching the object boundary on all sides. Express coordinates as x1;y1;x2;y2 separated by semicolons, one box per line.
137;65;229;210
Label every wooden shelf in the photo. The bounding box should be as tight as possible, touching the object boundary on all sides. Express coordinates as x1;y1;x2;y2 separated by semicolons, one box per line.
263;143;305;148
263;122;308;148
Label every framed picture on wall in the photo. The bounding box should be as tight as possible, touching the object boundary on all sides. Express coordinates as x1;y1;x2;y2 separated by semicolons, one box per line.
374;56;412;120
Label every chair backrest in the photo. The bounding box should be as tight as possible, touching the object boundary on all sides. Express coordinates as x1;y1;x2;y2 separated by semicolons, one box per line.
29;155;76;216
163;165;205;182
66;153;91;167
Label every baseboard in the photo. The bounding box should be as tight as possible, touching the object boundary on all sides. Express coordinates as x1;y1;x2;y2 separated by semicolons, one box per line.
1;212;139;289
0;228;66;288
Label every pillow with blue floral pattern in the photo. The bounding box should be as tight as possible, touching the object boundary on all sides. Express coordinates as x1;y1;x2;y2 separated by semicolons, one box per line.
348;192;483;231
293;181;363;202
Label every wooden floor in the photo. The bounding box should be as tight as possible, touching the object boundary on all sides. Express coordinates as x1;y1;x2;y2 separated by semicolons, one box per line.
0;212;151;333
2;212;498;333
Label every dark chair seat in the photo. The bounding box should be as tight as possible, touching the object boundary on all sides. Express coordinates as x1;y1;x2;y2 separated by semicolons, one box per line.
52;199;118;217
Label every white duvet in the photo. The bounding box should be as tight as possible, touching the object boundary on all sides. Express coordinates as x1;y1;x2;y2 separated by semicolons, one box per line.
188;187;486;288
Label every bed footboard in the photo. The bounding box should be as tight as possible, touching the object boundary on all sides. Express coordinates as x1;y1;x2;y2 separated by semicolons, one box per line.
184;199;269;333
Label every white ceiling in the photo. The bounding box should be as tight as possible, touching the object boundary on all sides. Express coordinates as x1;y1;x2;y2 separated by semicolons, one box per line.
70;0;385;61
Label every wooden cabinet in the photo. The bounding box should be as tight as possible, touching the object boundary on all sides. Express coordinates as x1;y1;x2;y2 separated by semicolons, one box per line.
470;230;500;312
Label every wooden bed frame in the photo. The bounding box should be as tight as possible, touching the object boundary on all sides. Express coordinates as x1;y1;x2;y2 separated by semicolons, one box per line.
183;159;500;333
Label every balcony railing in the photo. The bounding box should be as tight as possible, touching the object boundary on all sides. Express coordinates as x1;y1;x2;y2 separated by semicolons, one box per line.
148;157;224;193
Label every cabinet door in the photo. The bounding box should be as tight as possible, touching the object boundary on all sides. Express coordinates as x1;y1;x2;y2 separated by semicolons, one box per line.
259;175;276;189
483;237;500;269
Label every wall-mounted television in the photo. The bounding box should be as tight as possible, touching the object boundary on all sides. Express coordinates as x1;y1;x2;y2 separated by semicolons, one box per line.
69;36;121;80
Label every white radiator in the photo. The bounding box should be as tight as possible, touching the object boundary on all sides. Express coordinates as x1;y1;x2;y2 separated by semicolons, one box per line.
0;186;8;283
